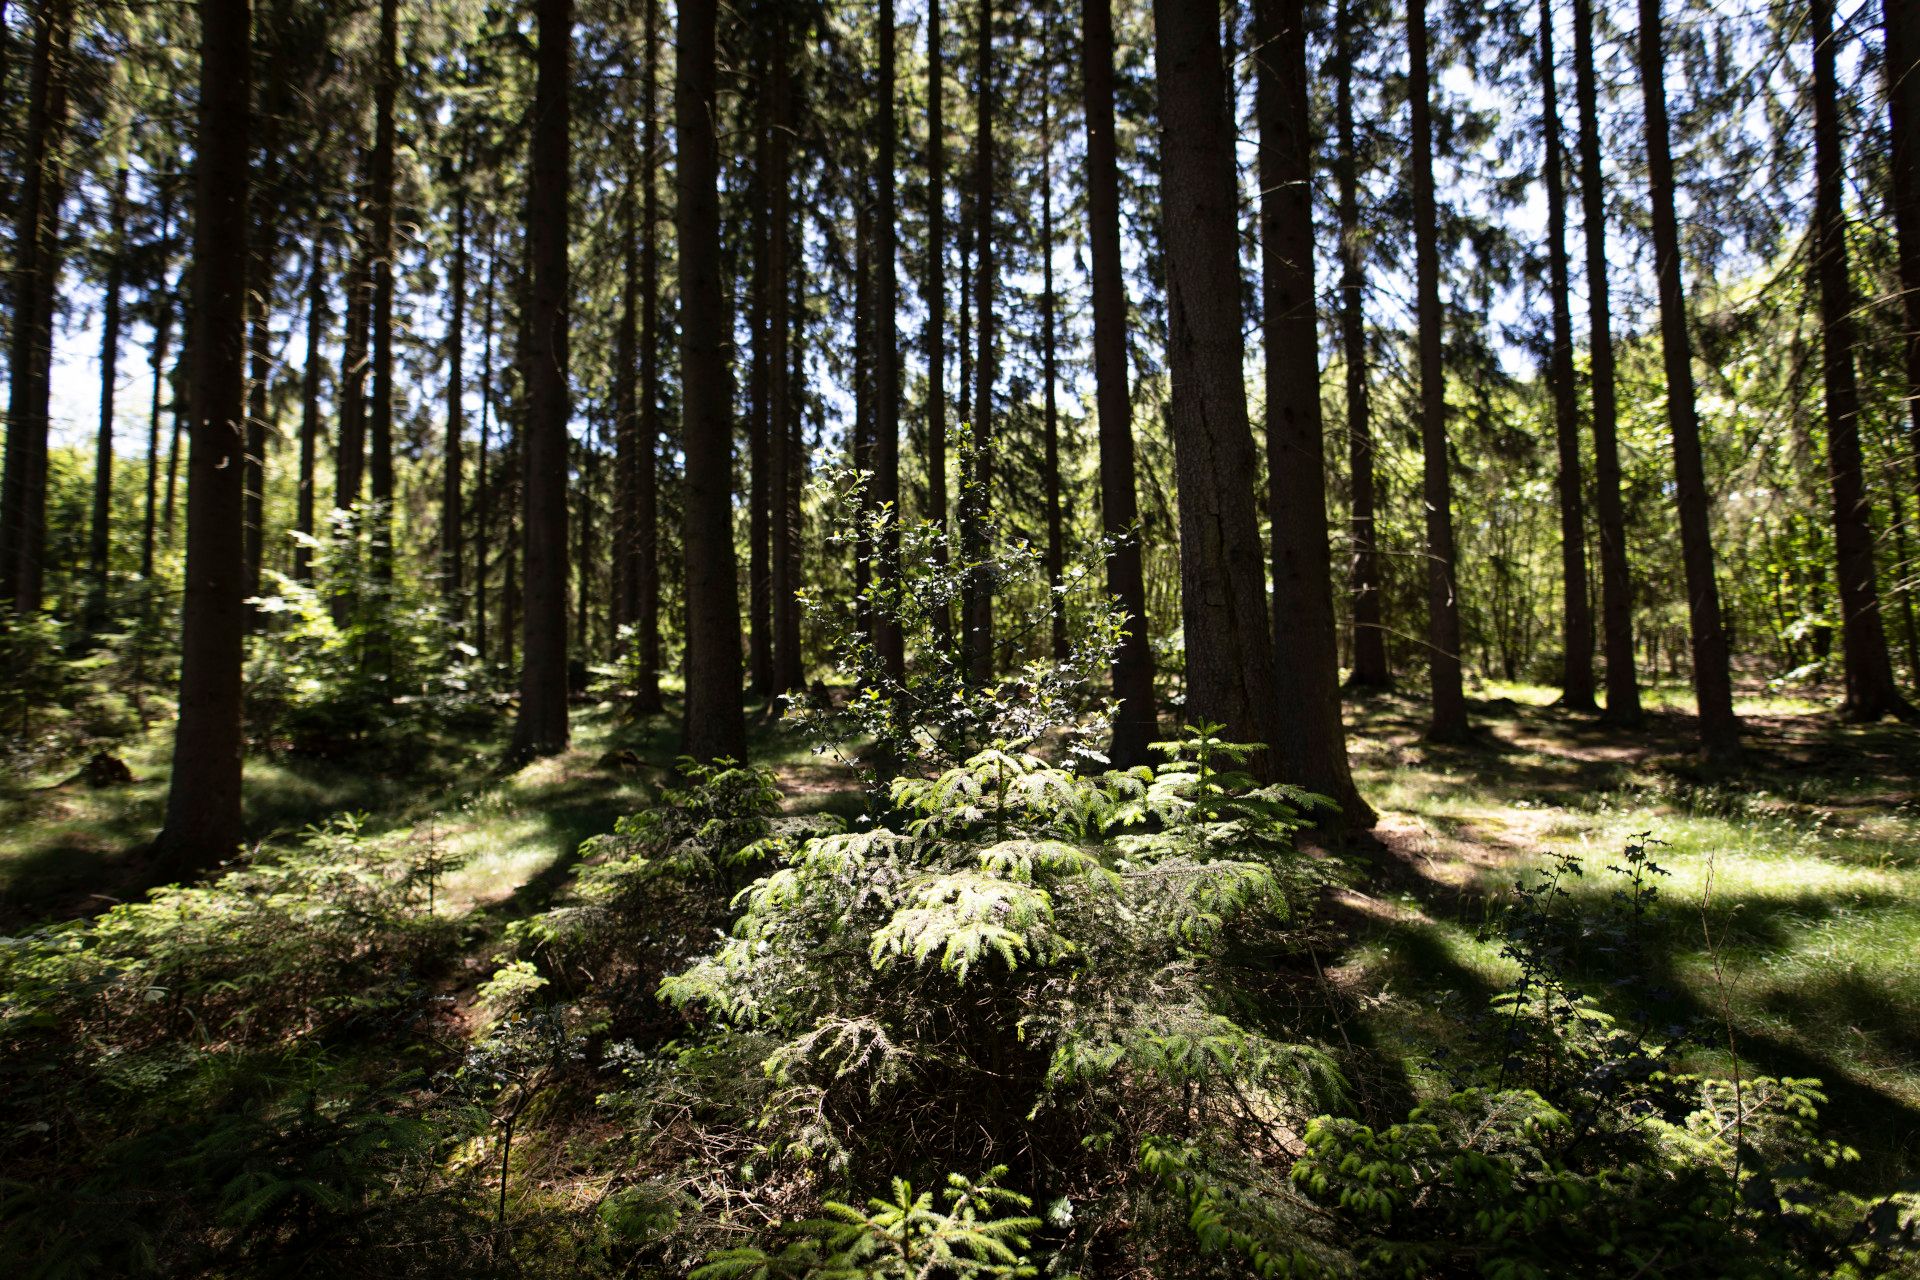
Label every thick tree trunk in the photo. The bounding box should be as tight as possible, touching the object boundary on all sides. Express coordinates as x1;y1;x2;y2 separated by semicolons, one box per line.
677;0;746;760
295;235;324;584
1334;0;1388;691
155;0;251;874
366;0;398;561
925;0;952;648
962;0;995;684
1539;0;1596;711
1082;0;1156;765
1409;0;1469;742
873;0;905;685
1151;0;1280;774
1572;0;1640;723
1636;0;1739;762
88;162;131;631
1812;0;1907;720
747;29;773;697
1884;0;1920;671
445;182;467;611
768;21;799;697
511;0;574;759
1254;0;1373;825
1;0;71;613
633;0;664;713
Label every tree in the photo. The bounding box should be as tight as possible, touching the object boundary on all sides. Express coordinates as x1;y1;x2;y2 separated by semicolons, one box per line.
1889;0;1920;511
961;0;996;684
154;0;252;874
510;0;573;760
1572;0;1640;723
366;0;399;560
1536;0;1595;712
294;234;325;584
1081;0;1156;766
1635;0;1738;762
88;159;132;631
677;0;747;760
767;13;800;698
1253;0;1372;826
1039;25;1065;664
632;0;665;714
1150;0;1280;774
444;176;468;611
872;0;905;685
1810;0;1907;720
925;0;953;649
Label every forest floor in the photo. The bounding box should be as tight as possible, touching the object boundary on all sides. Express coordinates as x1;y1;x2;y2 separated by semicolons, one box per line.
2;682;1915;1185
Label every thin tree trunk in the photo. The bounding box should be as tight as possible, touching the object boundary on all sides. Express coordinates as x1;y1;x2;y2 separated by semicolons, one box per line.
963;0;995;683
142;200;175;582
511;0;574;759
782;216;805;692
1636;0;1738;761
747;27;773;696
854;191;875;643
873;0;904;685
366;0;398;564
244;200;276;622
677;0;746;760
445;180;468;611
165;333;188;539
1255;0;1373;825
768;19;799;697
294;234;324;584
88;161;131;630
1812;0;1906;720
336;234;369;510
1;0;71;613
1040;32;1066;663
1082;0;1156;765
633;0;664;713
476;232;496;662
614;139;639;641
577;411;595;654
155;0;252;874
1888;0;1920;528
1151;0;1280;775
1573;0;1640;722
925;0;952;648
1539;0;1596;711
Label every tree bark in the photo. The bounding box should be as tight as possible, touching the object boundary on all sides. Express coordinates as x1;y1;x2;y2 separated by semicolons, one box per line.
1334;0;1388;691
335;233;369;511
1040;31;1066;664
155;0;251;874
143;198;175;583
768;19;799;697
243;186;277;622
633;0;664;713
445;179;468;611
873;0;905;686
1884;0;1920;667
1255;0;1373;824
511;0;573;759
1812;0;1907;719
925;0;953;648
747;26;773;697
1572;0;1640;722
88;161;131;631
962;0;995;684
1409;0;1469;741
1151;0;1280;774
677;0;746;760
475;234;496;661
1082;0;1156;765
1538;0;1596;711
295;234;324;584
366;0;399;562
1636;0;1739;761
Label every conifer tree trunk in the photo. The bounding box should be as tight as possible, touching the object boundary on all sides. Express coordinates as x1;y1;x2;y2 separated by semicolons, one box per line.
444;180;467;611
336;235;369;510
874;0;905;685
925;0;953;647
1334;0;1388;691
1538;0;1595;711
88;161;131;630
632;0;664;713
1255;0;1372;824
677;0;746;760
511;0;574;759
155;0;251;874
1636;0;1739;761
143;202;175;583
854;190;875;643
1573;0;1641;722
243;204;276;620
1041;78;1065;664
1885;0;1920;570
1151;0;1280;774
1812;0;1907;719
475;237;496;660
782;224;805;688
963;0;996;684
1082;0;1156;765
747;28;774;697
1409;0;1469;741
366;0;398;559
1;0;71;613
768;20;799;697
294;234;324;584
614;144;639;641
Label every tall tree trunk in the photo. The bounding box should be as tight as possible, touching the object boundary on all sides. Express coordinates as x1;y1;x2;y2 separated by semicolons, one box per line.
1636;0;1739;761
244;197;277;622
475;235;496;661
335;234;369;510
1539;0;1596;711
366;0;398;563
88;161;131;630
1254;0;1373;825
155;0;251;874
1;0;71;613
873;0;904;685
782;218;805;692
768;19;799;697
614;142;639;641
1573;0;1640;722
1040;30;1066;663
577;412;595;653
511;0;574;759
165;334;188;539
1334;0;1388;689
1889;0;1920;516
1082;0;1156;765
925;0;952;648
445;180;468;612
294;234;324;584
963;0;995;683
746;28;773;697
677;0;746;760
142;199;175;582
1812;0;1906;719
1409;0;1469;741
1151;0;1280;774
854;190;875;645
633;0;664;713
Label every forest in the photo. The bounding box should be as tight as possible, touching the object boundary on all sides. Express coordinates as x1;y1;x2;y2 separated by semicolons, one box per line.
1;0;1919;1272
